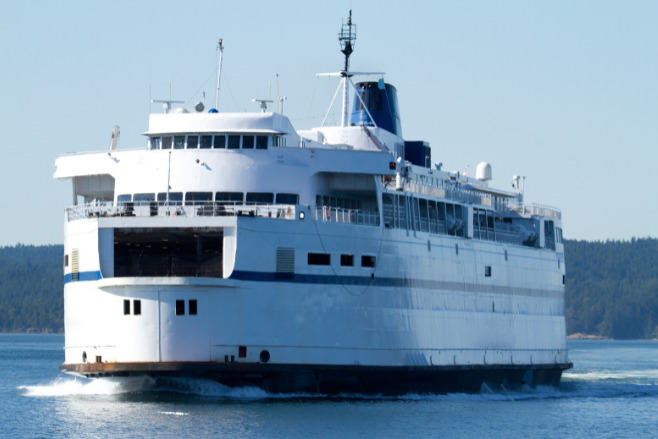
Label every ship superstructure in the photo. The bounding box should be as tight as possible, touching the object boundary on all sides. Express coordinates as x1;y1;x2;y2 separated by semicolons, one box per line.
55;11;570;394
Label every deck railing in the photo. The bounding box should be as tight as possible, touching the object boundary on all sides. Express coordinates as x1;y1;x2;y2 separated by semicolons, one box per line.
66;201;381;227
401;180;561;220
311;206;380;227
65;201;298;222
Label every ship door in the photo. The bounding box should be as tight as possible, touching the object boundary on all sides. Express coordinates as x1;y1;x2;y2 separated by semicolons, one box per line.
158;289;210;362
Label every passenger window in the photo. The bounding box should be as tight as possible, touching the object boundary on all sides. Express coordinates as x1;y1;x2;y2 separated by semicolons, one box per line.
228;135;240;149
187;135;198;149
175;300;185;316
133;299;141;315
189;300;197;315
133;193;155;203
308;253;331;265
117;194;132;204
361;255;376;267
123;299;130;315
340;254;354;266
157;192;183;205
242;136;254;149
200;135;212;149
275;193;299;204
185;192;212;206
256;135;268;149
216;192;243;205
214;134;226;148
246;192;274;205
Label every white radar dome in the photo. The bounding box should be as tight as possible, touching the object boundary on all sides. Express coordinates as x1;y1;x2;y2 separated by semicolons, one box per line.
476;162;492;181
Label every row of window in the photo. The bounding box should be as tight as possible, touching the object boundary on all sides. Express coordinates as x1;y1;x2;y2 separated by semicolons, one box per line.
123;299;197;316
315;195;363;211
117;192;299;206
382;193;466;237
149;134;285;150
308;252;376;268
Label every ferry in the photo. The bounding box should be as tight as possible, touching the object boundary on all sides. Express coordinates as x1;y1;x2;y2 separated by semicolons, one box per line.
55;12;571;395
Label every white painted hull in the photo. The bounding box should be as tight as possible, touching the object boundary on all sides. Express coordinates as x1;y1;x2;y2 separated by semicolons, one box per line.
60;214;569;393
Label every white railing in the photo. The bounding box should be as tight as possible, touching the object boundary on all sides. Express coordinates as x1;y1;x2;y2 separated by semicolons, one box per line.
66;201;298;222
505;202;562;220
398;180;561;221
312;206;380;227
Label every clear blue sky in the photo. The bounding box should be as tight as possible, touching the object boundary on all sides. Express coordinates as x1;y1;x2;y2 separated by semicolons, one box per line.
1;0;656;246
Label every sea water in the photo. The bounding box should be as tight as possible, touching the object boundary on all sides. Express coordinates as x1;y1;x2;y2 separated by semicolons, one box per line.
2;334;657;438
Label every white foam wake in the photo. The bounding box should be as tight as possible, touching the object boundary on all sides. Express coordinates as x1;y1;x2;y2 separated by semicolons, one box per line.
18;376;156;397
563;369;658;383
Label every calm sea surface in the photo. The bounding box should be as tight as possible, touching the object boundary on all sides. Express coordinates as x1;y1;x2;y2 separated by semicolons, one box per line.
1;335;657;438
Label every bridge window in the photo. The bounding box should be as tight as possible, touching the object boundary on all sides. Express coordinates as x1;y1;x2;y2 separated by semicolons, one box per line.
242;135;255;149
161;136;172;149
187;135;198;149
228;135;240;149
256;135;268;149
214;134;226;148
173;136;185;149
200;135;212;149
150;137;161;150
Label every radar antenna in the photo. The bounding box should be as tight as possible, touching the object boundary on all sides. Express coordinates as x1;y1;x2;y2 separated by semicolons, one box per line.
338;10;356;73
251;98;273;112
151;99;184;114
338;10;356;127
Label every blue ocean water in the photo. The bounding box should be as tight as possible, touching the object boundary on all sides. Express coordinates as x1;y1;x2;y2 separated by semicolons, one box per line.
2;335;657;438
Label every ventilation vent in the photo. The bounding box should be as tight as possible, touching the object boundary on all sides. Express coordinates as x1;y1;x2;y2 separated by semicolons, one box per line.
71;249;80;281
276;247;295;279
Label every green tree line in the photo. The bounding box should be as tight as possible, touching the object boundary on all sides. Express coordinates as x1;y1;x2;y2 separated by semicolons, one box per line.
1;239;657;338
0;244;63;333
565;237;658;339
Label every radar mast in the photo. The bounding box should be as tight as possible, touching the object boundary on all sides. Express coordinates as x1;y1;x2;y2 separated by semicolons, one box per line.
339;10;356;73
338;10;356;126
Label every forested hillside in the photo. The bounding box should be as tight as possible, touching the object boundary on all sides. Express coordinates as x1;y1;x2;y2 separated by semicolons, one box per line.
1;239;657;338
0;244;63;332
565;238;658;339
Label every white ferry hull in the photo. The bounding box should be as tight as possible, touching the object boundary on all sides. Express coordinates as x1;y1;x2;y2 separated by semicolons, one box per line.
59;215;569;394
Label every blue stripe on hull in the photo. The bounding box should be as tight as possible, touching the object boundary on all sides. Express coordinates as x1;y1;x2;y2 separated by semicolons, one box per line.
64;271;102;284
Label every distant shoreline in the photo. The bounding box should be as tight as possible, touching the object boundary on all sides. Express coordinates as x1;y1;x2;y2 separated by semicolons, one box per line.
567;333;609;340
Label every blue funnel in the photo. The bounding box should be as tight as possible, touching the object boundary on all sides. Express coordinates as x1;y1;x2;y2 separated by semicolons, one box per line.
350;81;402;137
